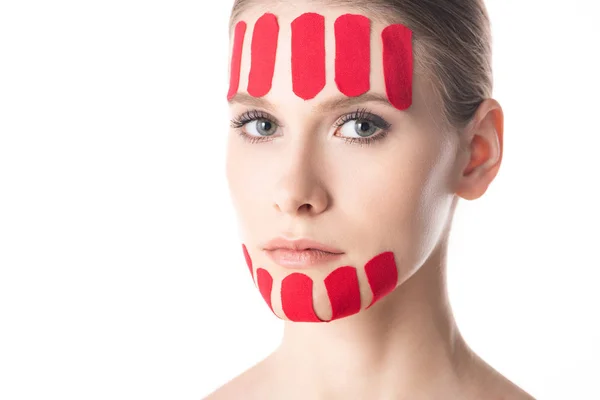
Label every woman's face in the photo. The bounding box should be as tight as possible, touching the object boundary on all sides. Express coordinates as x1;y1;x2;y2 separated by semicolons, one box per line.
225;3;462;323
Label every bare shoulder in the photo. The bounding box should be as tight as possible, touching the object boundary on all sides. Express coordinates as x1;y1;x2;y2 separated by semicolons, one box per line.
478;377;536;400
463;355;537;400
202;356;275;400
478;376;537;400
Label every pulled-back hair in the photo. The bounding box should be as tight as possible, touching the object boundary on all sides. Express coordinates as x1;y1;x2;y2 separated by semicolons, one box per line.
229;0;493;133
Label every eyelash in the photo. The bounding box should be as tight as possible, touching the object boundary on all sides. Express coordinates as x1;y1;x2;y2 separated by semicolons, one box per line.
229;108;392;147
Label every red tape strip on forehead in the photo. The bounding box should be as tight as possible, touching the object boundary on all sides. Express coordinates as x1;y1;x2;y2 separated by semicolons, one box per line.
248;13;279;97
334;14;371;97
382;24;413;110
227;21;247;101
281;272;321;322
324;266;361;320
291;13;326;100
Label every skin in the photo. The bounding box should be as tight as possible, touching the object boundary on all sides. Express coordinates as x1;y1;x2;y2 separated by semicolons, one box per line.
207;2;535;399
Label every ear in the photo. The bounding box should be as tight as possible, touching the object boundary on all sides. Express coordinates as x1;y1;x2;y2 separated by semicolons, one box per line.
455;98;504;201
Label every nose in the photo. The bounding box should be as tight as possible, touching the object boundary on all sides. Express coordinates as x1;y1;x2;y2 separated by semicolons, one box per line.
272;140;329;216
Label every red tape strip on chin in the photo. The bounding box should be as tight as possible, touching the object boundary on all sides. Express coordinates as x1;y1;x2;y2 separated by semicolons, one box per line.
324;266;361;320
281;272;321;322
242;244;253;279
365;251;398;309
256;268;275;314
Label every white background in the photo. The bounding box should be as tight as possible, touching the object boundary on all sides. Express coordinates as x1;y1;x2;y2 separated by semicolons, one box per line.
0;1;598;399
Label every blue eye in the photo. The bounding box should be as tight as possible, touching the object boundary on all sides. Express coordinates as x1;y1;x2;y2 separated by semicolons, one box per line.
230;110;280;144
338;119;380;138
230;108;392;146
245;119;278;137
332;108;392;146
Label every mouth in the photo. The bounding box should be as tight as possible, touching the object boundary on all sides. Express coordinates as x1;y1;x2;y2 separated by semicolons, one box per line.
264;248;344;268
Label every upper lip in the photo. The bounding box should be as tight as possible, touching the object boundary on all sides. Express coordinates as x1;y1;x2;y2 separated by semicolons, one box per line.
263;237;344;254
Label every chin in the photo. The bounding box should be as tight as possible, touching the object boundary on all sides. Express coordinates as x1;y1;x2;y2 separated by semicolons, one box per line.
244;245;399;323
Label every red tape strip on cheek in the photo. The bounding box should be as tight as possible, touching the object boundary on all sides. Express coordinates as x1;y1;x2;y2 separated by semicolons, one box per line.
324;266;361;321
227;21;247;101
256;268;275;315
281;272;321;322
291;13;326;100
334;14;370;97
248;13;279;97
382;24;413;110
364;251;398;309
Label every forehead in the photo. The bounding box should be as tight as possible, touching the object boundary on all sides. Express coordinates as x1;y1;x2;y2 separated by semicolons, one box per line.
227;3;437;119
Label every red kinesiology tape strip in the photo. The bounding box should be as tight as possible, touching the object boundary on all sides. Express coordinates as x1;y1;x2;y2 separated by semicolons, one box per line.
381;24;413;110
248;13;279;97
364;251;398;309
242;243;253;278
256;268;275;314
281;272;321;322
227;21;247;101
291;13;326;100
334;14;370;97
323;266;361;321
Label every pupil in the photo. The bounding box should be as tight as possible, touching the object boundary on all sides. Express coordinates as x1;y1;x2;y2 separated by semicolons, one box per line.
356;120;373;137
258;120;272;134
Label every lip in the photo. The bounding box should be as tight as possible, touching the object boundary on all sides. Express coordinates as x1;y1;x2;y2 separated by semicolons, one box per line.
263;237;344;254
264;248;344;268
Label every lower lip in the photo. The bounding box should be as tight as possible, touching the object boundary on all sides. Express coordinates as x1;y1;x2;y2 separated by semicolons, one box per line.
264;249;344;268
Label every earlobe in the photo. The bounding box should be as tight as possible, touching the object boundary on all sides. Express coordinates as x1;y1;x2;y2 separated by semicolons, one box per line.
455;99;504;201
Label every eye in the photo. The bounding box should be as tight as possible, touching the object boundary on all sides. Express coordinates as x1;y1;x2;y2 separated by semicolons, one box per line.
333;108;392;145
230;108;391;146
230;110;281;143
337;119;381;138
245;118;278;137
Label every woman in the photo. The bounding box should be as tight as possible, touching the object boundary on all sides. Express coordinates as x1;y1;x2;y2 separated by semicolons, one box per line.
208;0;535;398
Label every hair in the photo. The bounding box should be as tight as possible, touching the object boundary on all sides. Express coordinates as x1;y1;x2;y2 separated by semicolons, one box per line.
229;0;493;134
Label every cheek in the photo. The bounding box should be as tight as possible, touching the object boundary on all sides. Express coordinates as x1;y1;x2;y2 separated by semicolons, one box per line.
383;156;453;271
335;153;426;230
225;142;257;224
225;143;243;206
341;180;425;279
225;143;277;239
225;142;264;204
334;144;448;271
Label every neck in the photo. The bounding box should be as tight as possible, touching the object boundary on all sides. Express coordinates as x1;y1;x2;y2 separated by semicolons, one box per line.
272;237;476;399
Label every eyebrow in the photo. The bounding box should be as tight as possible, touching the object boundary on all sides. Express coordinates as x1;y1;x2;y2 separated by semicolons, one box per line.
228;92;395;113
